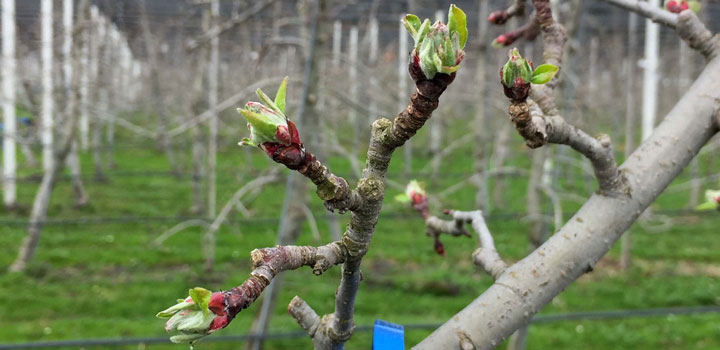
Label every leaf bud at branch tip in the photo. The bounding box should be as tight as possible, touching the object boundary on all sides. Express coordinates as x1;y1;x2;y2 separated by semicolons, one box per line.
402;4;468;80
156;288;230;345
499;48;557;102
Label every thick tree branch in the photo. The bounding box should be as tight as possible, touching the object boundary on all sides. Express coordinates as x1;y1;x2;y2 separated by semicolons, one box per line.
507;102;625;194
600;0;719;59
676;10;720;60
599;0;678;28
414;50;720;350
214;241;347;325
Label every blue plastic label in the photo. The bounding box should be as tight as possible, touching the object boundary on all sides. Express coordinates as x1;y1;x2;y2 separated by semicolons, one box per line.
372;319;404;350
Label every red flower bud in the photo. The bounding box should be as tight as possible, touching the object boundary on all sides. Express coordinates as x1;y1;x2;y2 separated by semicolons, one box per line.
433;237;445;256
666;0;682;13
680;1;689;10
488;10;509;25
208;292;226;316
209;315;229;332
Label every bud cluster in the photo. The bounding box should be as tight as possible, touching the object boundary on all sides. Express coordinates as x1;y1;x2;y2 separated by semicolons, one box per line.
499;48;558;102
403;5;467;80
156;288;229;344
696;190;720;211
238;77;310;169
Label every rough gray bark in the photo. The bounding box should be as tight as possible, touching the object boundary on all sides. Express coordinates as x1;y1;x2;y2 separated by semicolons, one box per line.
413;49;720;350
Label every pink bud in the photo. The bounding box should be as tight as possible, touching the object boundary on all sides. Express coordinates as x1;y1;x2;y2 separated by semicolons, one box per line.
666;0;682;13
513;77;525;87
713;195;720;203
288;121;301;144
488;10;508;24
275;125;292;145
680;1;689;10
208;292;226;316
433;238;445;256
209;315;229;332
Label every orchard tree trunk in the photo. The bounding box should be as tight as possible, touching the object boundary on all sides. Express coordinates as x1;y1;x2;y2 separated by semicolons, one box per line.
9;0;89;273
63;0;88;207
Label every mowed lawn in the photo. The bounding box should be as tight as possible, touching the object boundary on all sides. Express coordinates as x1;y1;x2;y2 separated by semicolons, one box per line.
1;125;719;349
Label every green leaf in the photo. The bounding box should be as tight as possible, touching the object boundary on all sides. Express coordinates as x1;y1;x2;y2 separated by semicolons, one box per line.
502;60;514;87
439;64;460;74
418;37;437;79
447;4;467;49
432;51;443;75
156;300;194;318
255;88;280;113
402;14;421;38
238;109;277;143
239;137;257;147
395;193;410;203
189;287;212;317
274;76;288;114
442;37;455;67
520;59;533;83
530;64;558;84
415;19;431;50
170;333;207;344
696;201;717;211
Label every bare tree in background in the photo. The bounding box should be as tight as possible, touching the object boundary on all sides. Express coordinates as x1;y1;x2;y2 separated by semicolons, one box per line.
9;0;93;272
2;0;17;209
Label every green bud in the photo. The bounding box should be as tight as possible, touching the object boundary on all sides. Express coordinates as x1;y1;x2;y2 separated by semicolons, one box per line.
238;77;292;148
696;190;720;211
402;5;467;79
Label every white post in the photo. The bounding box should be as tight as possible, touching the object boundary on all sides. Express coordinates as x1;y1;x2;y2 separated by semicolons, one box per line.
641;0;660;141
332;20;341;69
349;26;359;151
208;0;219;218
368;17;378;129
41;0;54;172
2;0;16;208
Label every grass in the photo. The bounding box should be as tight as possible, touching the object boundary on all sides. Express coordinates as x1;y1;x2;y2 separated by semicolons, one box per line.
0;116;719;349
